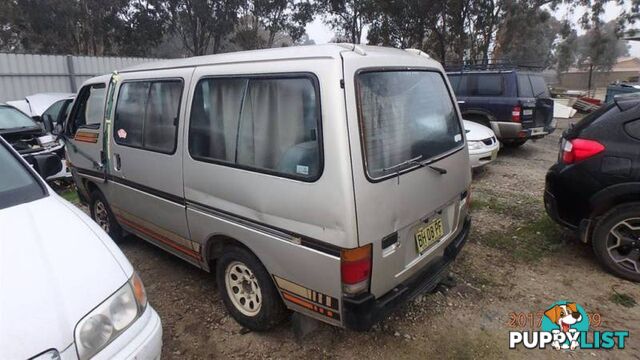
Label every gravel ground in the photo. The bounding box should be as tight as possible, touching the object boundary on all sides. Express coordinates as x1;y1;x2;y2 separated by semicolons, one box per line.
70;120;640;359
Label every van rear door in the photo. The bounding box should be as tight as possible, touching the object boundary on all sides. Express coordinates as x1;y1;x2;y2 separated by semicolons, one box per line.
341;49;471;298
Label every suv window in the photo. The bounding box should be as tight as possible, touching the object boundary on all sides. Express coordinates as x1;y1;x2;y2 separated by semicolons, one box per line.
114;80;183;154
529;75;550;97
475;74;504;96
189;75;321;181
517;74;534;97
517;74;549;98
68;83;106;135
356;70;463;180
449;73;504;97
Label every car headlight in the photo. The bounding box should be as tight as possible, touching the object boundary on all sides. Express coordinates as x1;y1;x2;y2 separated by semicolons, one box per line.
75;273;147;360
467;141;484;150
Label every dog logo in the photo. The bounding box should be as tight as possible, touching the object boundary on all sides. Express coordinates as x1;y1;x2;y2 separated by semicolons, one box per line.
541;301;589;350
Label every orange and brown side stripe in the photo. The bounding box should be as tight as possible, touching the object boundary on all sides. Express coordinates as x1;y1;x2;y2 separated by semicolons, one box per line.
74;131;99;143
112;206;202;261
273;275;340;321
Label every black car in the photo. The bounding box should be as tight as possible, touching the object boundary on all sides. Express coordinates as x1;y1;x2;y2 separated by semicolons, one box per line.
545;93;640;282
447;69;555;147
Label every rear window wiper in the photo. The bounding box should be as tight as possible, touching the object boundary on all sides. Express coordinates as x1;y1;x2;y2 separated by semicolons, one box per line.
382;155;447;176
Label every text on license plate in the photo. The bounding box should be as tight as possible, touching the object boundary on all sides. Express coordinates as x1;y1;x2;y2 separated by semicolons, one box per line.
415;218;444;253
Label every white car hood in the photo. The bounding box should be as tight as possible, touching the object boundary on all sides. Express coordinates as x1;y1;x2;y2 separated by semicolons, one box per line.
0;195;132;359
463;120;495;141
6;93;74;117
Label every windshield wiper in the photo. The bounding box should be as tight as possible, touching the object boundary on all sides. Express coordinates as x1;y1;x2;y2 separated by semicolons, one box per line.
382;155;447;175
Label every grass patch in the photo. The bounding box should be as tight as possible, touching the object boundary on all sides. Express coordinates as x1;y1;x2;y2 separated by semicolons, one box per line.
470;192;542;220
480;216;567;263
59;189;80;204
610;292;637;308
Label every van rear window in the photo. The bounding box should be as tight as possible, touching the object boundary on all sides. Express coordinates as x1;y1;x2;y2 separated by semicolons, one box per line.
356;70;463;180
188;75;322;181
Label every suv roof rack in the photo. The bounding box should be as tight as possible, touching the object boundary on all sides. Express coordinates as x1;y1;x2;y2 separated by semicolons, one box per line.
445;59;546;72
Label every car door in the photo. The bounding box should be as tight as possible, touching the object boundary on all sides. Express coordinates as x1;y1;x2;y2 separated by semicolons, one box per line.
65;81;108;175
107;69;199;265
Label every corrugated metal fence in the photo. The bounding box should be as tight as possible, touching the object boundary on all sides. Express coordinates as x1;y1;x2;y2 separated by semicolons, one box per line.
0;53;162;102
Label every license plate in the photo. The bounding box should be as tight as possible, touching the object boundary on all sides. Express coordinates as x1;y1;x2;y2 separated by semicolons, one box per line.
531;127;547;136
415;218;444;254
491;148;498;160
523;109;533;116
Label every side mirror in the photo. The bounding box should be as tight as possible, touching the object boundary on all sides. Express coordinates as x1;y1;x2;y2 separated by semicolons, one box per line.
26;153;62;179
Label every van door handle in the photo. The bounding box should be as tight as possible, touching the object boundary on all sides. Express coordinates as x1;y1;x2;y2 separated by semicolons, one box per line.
457;100;465;104
114;153;121;171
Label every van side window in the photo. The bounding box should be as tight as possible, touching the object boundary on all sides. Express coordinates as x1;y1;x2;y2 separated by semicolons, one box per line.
68;83;106;135
114;80;182;154
189;75;322;181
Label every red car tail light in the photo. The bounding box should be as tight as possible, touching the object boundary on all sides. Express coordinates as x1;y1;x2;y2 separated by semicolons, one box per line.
562;138;605;164
341;244;372;295
512;106;521;123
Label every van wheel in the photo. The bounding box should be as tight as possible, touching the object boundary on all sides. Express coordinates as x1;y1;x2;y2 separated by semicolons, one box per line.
592;203;640;282
216;246;287;331
89;190;123;243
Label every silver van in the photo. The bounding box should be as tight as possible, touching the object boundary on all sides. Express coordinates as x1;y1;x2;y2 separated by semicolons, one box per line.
64;44;471;331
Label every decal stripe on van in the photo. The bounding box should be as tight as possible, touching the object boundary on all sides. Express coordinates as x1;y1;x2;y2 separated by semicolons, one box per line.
75;167;342;257
273;275;340;321
112;206;202;261
74;131;99;143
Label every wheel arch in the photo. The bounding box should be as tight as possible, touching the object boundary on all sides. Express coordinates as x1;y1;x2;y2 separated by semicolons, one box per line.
461;109;496;124
589;183;640;218
203;233;258;272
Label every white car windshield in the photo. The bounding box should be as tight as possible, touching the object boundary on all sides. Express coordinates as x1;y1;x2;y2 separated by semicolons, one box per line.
0;140;45;210
356;70;463;179
0;106;38;130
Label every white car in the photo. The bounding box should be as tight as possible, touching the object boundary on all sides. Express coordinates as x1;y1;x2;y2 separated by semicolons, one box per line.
463;120;500;168
0;137;162;359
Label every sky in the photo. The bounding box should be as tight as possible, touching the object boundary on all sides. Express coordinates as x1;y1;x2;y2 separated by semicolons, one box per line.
305;2;640;58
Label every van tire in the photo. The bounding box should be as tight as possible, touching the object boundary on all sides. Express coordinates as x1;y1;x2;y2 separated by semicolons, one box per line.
592;203;640;282
216;246;287;331
89;190;123;243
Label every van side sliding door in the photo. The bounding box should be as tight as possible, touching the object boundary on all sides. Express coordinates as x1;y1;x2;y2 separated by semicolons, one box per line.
107;69;199;265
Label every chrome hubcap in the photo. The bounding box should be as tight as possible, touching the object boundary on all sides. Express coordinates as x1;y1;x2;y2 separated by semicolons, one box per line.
225;261;262;316
94;201;110;233
607;218;640;274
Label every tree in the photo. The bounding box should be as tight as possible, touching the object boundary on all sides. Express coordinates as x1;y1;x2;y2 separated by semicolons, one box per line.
316;0;372;44
254;0;314;47
0;0;20;51
495;5;561;67
117;0;168;57
166;0;243;55
575;20;630;71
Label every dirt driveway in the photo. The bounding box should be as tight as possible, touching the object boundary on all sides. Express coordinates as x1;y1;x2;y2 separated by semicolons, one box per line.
82;122;639;359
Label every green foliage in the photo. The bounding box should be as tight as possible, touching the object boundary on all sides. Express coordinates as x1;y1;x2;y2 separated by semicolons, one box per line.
610;291;637;308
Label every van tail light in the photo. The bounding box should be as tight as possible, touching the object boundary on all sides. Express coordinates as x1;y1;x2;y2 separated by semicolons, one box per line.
511;106;522;123
562;138;605;164
341;244;372;295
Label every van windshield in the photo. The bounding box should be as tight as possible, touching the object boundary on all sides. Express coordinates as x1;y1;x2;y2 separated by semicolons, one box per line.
356;70;463;179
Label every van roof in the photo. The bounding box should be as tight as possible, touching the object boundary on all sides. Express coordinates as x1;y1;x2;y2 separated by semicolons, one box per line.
118;44;438;73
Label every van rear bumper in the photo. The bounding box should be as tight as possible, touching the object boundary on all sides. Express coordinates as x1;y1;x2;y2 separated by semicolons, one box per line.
341;217;471;331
